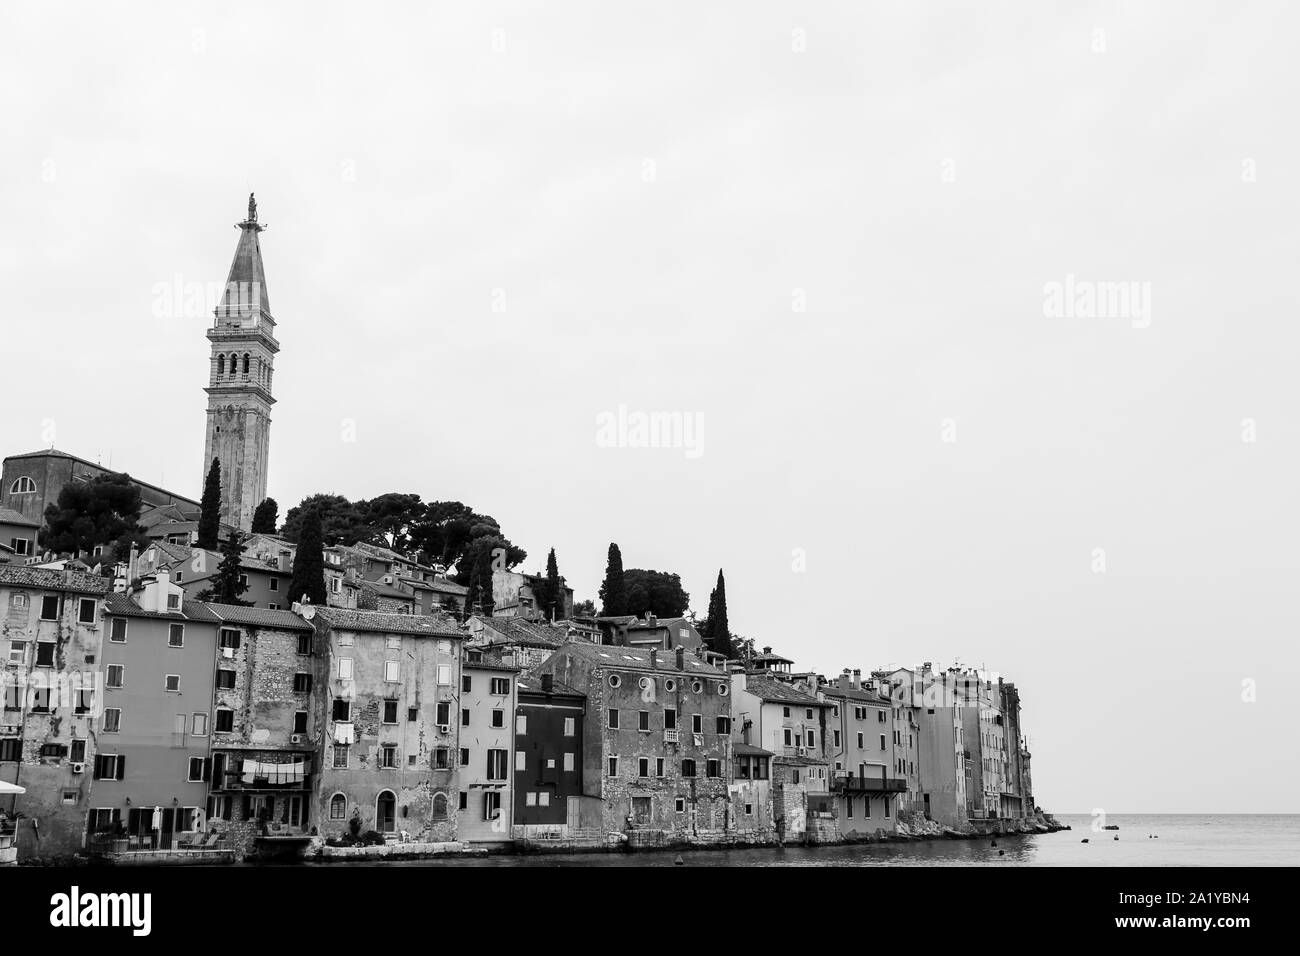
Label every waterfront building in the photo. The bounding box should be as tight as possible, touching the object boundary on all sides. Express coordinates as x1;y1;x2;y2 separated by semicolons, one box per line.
0;565;110;860
513;672;587;836
457;646;518;844
821;671;906;836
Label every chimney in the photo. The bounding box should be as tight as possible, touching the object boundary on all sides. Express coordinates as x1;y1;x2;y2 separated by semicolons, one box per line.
646;613;656;628
852;668;861;690
128;544;139;583
649;648;658;668
541;673;553;694
763;646;772;655
675;647;685;671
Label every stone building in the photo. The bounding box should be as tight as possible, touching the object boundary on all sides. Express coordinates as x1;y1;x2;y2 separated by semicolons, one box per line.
888;665;970;829
821;671;906;837
202;195;277;531
0;565;110;860
92;575;221;852
307;606;464;844
531;644;733;846
0;506;38;562
204;605;319;859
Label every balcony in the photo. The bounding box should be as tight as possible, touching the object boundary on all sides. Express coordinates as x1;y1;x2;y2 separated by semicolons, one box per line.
663;729;679;744
832;774;907;794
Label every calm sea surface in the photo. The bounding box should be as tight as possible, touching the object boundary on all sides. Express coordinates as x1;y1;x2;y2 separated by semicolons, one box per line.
335;815;1298;867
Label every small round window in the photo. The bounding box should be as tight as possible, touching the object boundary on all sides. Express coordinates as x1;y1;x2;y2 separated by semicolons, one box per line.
664;678;677;692
691;679;703;694
717;683;729;696
608;673;621;688
638;676;652;690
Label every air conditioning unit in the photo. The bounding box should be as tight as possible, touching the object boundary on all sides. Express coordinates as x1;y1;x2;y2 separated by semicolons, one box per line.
437;724;449;734
290;734;303;744
70;762;85;774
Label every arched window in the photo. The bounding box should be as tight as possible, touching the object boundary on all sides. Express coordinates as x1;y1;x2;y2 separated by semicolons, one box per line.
9;476;36;495
376;790;397;833
243;353;250;374
229;354;238;377
329;793;346;821
431;792;448;822
217;354;225;375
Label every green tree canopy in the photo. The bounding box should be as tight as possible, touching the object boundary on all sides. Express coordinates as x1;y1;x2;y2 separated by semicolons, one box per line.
281;494;376;547
361;492;424;551
622;569;689;619
598;543;626;616
198;531;252;606
286;508;328;605
40;472;147;561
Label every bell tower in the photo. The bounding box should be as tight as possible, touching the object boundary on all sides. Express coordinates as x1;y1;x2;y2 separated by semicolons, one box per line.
202;194;276;531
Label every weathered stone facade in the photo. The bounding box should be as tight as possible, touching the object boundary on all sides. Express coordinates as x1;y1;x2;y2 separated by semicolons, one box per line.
0;567;109;861
309;607;463;845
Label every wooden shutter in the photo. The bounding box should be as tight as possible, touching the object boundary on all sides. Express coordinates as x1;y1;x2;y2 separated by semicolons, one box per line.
116;755;126;780
202;757;212;781
92;754;103;780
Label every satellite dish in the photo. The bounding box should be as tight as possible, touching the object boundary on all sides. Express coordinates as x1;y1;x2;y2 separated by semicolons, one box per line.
300;606;316;621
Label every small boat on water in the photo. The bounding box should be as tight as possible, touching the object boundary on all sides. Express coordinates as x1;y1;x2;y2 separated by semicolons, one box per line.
1102;825;1119;830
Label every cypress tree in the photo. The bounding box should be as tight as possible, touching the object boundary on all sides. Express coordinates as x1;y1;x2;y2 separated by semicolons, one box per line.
205;531;251;605
706;569;730;654
251;497;279;535
542;547;562;621
598;543;626;616
197;457;222;550
287;508;327;606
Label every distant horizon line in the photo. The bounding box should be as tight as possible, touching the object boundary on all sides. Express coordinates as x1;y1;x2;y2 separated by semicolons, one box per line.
1053;810;1297;815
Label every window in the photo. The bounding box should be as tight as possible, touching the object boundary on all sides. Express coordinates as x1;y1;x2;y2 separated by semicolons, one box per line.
167;594;180;611
380;745;398;769
382;700;398;724
70;740;86;762
435;702;450;725
462;675;472;692
692;714;702;733
880;734;886;750
716;716;731;734
515;750;526;772
782;706;790;718
296;632;310;655
806;730;815;747
565;753;576;772
607;708;619;729
564;717;575;736
857;733;864;748
216;669;236;689
329;794;346;820
638;757;650;777
332;699;351;721
9;476;35;494
215;709;234;732
269;577;279;593
294;673;312;693
834;730;841;747
681;758;696;777
338;658;354;680
108;618;127;643
35;641;55;667
78;598;96;624
40;595;59;620
94;754;125;781
664;708;676;730
293;711;308;735
484;791;501;822
638;711;650;731
461;708;470;727
408;707;418;722
458;792;468;811
334;745;349;768
0;739;20;762
192;713;208;736
783;728;792;746
433;747;450;769
384;660;400;683
675;798;686;813
8;593;26;610
486;749;508;781
188;757;205;782
607;756;619;777
515;714;527;734
102;708;121;733
460;748;470;766
219;628;240;649
490;677;509;695
847;798;854;819
9;538;30;556
436;665;451;685
165;674;181;692
7;640;26;665
707;759;720;778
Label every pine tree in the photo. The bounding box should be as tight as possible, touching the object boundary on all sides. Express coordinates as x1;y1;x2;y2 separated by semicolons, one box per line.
197;458;222;550
705;568;731;654
203;530;251;605
251;497;279;535
598;543;626;616
287;508;327;606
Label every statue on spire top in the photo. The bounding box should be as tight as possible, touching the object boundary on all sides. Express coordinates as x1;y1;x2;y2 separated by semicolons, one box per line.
247;193;258;223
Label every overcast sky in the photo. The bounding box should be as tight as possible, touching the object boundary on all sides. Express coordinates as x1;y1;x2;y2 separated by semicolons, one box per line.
2;1;1296;813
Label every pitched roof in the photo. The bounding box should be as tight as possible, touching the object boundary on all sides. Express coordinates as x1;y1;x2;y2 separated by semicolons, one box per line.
821;684;892;705
732;742;774;757
740;675;829;706
0;507;38;528
207;604;313;631
401;575;467;596
473;616;569;649
1;450;199;506
217;214;272;315
0;565;111;595
752;649;794;664
553;643;727;676
311;606;465;638
516;674;585;699
106;592;222;622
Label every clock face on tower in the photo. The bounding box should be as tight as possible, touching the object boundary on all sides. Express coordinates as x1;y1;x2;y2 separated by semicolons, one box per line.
202;197;277;532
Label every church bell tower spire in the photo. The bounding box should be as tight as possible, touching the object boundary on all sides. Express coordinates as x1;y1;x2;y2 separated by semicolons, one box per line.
201;193;277;531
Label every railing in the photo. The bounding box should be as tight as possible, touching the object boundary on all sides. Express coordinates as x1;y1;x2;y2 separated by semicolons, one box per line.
832;775;907;793
663;729;679;744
